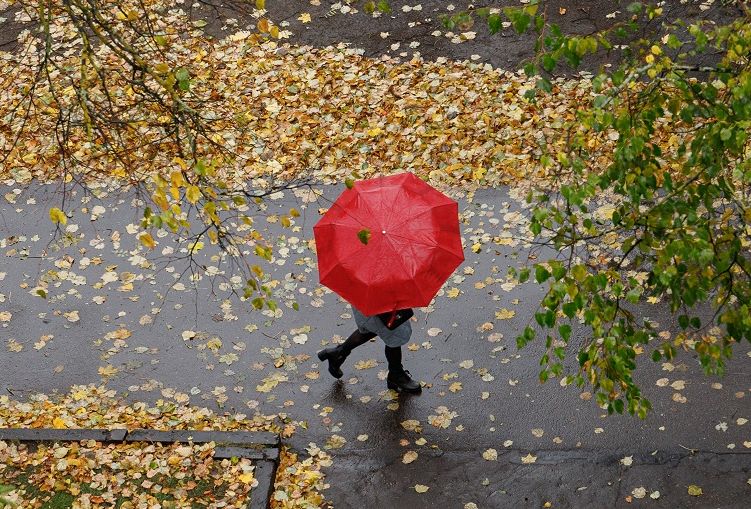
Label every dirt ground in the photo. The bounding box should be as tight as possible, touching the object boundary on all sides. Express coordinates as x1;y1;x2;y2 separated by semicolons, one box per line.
1;1;745;73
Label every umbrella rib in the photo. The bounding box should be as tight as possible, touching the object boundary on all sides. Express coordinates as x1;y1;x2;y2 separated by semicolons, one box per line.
387;232;464;261
383;235;430;306
386;202;457;232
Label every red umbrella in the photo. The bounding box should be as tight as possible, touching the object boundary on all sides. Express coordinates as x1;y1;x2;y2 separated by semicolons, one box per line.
313;172;464;315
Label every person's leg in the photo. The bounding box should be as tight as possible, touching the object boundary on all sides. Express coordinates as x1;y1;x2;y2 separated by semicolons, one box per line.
341;330;376;354
318;330;376;378
385;346;421;394
384;345;402;371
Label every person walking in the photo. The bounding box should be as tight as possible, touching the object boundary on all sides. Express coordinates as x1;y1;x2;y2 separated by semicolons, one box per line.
317;308;421;394
313;173;464;395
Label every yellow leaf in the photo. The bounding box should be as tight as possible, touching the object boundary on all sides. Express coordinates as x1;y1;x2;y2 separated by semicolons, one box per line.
255;0;265;9
49;207;67;225
446;288;461;298
258;18;270;33
140;233;156;249
239;472;254;484
367;127;383;137
298;12;312;23
98;365;118;377
687;485;703;496
173;157;187;170
71;389;88;401
414;485;429;493
471;243;482;253
290;208;300;218
170;171;185;188
495;308;515;320
521;453;537;464
270;25;280;38
153;190;169;211
52;417;67;429
402;451;418;464
281;216;291;227
186;185;200;204
189;241;204;252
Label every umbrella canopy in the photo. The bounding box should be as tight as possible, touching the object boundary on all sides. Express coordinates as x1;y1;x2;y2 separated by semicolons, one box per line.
313;172;464;315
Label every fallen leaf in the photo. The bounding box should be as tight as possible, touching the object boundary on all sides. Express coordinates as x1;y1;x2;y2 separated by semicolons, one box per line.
521;453;537;464
402;451;418;464
495;308;515;320
631;487;646;499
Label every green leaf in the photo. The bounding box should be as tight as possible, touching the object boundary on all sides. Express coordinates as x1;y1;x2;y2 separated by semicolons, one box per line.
678;315;689;329
535;265;551;283
357;228;371;245
488;14;502;34
345;177;355;189
519;268;530;283
562;302;578;318
627;2;643;14
536;77;552;93
552;265;566;281
542;54;556;72
559;324;572;341
376;0;391;14
613;399;624;414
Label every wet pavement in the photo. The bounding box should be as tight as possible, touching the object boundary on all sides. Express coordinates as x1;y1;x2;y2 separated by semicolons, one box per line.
0;181;749;507
1;1;750;505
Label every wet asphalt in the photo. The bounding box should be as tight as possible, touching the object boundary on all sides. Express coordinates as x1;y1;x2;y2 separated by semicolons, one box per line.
1;0;750;506
0;182;749;508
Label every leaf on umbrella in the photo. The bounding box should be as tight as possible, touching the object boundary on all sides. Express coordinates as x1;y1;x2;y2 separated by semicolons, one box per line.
357;228;371;245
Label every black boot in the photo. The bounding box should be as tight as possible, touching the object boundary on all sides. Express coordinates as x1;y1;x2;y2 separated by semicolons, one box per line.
387;369;422;394
317;330;376;379
317;345;348;379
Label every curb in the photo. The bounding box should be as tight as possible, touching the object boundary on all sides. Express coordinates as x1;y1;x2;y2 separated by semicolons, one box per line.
0;427;280;509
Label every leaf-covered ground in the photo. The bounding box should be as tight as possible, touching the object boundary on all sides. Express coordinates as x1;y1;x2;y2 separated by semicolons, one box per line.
0;0;617;189
0;385;330;508
1;1;750;507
